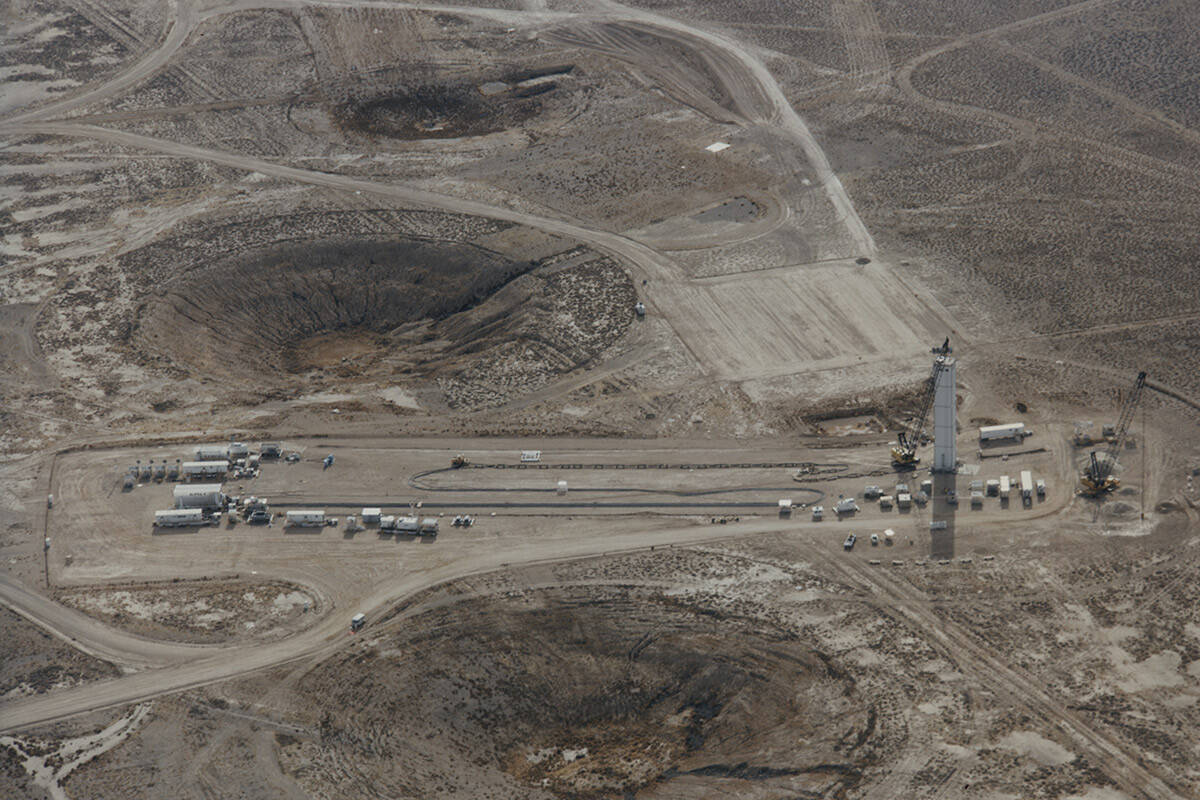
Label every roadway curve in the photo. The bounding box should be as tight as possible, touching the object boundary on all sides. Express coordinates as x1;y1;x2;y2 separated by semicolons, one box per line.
0;516;807;733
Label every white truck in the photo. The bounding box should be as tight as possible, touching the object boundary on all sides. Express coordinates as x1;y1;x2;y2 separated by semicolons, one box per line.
778;499;793;517
1020;471;1034;504
833;497;859;515
285;510;326;527
999;475;1011;499
979;423;1027;442
154;508;205;528
350;613;366;632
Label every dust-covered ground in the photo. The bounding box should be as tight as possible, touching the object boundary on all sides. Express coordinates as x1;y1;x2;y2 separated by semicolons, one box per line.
5;0;1200;798
53;578;321;644
35;535;1200;800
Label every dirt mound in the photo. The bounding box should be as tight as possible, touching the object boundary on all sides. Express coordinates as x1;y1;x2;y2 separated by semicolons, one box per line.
139;236;532;381
282;588;873;798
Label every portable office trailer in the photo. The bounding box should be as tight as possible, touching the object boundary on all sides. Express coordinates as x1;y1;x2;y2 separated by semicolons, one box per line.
396;517;420;533
419;517;439;535
182;461;228;480
154;508;204;527
361;508;382;525
979;423;1026;442
173;483;224;509
194;445;229;461
285;510;326;527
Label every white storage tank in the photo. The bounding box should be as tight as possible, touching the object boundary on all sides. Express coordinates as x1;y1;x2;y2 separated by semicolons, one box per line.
154;508;204;527
1020;471;1034;500
173;483;224;509
361;507;382;525
285;510;326;527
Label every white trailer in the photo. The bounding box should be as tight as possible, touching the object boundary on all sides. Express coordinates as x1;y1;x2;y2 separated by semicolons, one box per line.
182;461;228;480
521;450;542;463
999;475;1011;498
419;517;439;535
379;515;397;531
361;507;382;525
1020;471;1034;502
154;508;204;527
194;445;229;461
979;423;1026;442
397;516;420;534
228;442;249;457
285;510;326;527
173;484;224;509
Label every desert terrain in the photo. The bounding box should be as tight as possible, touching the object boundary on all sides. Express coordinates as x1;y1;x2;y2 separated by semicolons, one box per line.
3;0;1200;798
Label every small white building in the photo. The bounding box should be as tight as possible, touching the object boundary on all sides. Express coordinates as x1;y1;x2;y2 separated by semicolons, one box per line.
361;507;382;525
173;483;224;509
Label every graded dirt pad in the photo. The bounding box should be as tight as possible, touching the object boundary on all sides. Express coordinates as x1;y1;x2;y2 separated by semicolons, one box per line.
0;607;119;700
52;579;321;645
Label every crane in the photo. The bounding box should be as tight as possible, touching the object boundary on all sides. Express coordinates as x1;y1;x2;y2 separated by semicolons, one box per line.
891;339;952;468
1079;371;1146;495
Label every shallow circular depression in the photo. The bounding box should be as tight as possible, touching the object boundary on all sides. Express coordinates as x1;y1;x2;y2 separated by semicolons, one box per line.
138;235;532;382
284;589;876;799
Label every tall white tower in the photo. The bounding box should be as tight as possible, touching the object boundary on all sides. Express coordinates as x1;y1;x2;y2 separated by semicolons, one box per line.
933;356;957;472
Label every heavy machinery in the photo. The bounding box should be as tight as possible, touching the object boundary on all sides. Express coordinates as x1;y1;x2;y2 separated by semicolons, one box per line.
451;454;469;468
891;339;953;467
1080;371;1146;495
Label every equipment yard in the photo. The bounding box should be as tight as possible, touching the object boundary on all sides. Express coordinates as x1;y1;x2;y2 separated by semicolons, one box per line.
4;1;1200;799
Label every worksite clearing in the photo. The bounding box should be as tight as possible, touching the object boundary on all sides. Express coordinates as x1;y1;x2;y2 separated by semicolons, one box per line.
4;1;1200;800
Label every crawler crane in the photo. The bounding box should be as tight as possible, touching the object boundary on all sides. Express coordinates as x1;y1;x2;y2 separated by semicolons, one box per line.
1079;371;1146;495
891;339;952;468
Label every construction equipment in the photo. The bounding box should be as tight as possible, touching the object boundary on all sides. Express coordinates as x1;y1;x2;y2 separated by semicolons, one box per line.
891;339;953;467
451;454;469;468
1080;371;1146;495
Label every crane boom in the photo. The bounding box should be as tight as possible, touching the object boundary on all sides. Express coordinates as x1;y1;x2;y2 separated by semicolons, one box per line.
1080;371;1146;494
892;339;952;467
